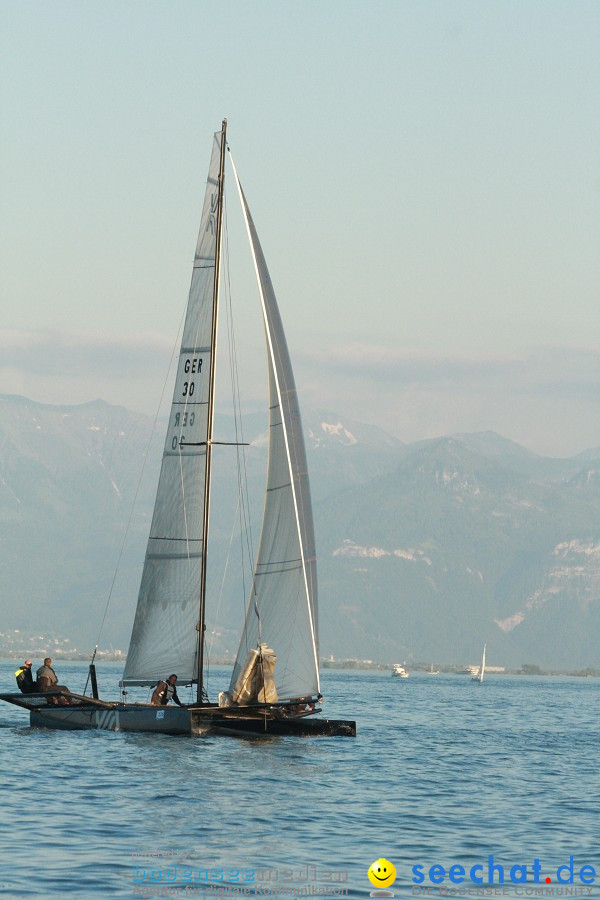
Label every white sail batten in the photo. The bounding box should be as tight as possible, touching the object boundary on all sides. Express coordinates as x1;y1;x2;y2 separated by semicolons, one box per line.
122;130;223;686
229;159;320;701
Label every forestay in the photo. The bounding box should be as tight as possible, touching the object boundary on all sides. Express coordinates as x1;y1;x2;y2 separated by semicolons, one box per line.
229;168;320;702
122;130;223;686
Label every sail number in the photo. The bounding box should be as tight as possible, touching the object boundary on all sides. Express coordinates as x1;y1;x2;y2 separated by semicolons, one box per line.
182;357;202;398
171;410;196;449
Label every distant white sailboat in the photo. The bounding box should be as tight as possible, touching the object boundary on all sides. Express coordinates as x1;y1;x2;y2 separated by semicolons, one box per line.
472;644;486;683
427;663;440;675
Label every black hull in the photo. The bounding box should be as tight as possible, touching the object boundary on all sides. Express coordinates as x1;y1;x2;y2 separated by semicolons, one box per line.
191;711;356;738
0;693;355;737
29;705;355;737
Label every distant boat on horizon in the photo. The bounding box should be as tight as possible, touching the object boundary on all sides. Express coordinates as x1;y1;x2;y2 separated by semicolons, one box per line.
471;644;486;684
427;662;440;675
392;663;409;678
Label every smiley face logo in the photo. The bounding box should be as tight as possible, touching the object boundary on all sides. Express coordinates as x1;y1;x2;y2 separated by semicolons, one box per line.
368;858;397;889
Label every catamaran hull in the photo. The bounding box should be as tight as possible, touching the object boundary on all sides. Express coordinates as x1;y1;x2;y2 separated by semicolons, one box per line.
30;704;191;734
28;704;356;737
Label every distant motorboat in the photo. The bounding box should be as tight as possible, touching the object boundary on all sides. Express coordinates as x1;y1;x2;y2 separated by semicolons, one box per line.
392;664;409;678
471;644;486;683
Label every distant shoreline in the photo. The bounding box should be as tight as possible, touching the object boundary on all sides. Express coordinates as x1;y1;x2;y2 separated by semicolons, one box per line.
1;654;598;677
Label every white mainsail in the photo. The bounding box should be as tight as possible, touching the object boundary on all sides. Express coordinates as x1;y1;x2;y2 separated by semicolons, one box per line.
228;167;320;702
122;130;223;686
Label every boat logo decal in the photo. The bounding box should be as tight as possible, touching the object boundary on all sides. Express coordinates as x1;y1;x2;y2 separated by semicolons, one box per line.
96;709;118;731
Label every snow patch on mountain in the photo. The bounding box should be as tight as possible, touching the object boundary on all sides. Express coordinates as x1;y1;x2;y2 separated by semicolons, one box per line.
333;540;387;558
495;539;600;633
309;421;358;447
333;539;432;564
554;539;600;559
431;467;481;495
495;612;525;633
466;567;484;582
394;548;432;565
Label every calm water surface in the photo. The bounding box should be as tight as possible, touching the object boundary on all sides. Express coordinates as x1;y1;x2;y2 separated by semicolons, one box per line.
0;662;598;898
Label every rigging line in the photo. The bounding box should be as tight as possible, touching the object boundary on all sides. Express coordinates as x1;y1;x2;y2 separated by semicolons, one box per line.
92;300;188;654
207;196;244;669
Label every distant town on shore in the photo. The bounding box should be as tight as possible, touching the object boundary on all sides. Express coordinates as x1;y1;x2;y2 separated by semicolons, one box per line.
1;629;598;678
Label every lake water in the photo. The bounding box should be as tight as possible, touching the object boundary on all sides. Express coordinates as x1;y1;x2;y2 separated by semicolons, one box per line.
0;661;598;899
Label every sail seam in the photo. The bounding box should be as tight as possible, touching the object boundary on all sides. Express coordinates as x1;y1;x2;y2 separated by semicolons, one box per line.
171;400;208;406
254;567;302;576
145;552;202;560
256;558;301;566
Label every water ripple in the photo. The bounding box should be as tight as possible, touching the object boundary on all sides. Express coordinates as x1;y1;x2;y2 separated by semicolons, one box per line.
0;665;598;897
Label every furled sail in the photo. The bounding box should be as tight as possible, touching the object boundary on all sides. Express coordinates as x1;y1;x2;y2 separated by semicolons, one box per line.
122;130;223;686
229;168;320;702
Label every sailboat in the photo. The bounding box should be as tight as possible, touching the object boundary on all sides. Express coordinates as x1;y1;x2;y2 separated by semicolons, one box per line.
471;644;486;684
427;663;440;675
0;121;355;738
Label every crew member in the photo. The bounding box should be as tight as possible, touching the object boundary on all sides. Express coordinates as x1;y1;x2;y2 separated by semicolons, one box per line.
15;660;36;694
36;657;71;704
151;674;183;707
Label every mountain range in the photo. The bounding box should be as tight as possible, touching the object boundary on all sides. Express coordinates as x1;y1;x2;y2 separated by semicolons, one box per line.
1;393;599;670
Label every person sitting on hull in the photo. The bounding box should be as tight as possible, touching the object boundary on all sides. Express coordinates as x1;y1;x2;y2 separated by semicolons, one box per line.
36;657;72;704
151;674;184;707
15;660;37;694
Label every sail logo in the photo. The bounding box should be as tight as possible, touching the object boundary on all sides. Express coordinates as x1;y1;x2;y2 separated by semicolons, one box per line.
206;191;219;236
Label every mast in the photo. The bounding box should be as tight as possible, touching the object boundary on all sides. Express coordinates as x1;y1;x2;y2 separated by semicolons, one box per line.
197;118;227;704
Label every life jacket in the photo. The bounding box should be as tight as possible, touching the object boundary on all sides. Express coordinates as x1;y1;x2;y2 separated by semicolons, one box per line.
15;666;35;694
155;681;176;705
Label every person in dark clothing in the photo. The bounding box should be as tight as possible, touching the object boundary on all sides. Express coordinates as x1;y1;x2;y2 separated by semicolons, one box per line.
36;657;71;704
15;660;36;694
151;674;183;707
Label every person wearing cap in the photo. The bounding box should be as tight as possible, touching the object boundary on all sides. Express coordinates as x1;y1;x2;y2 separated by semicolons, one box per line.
15;660;37;694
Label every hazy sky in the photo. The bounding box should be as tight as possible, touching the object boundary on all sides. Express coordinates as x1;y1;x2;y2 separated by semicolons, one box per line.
1;0;599;456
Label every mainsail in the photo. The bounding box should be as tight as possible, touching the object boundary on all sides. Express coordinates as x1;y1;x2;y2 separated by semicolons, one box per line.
122;129;223;686
229;166;320;702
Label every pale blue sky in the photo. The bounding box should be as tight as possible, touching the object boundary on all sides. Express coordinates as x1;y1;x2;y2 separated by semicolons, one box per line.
1;1;599;455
